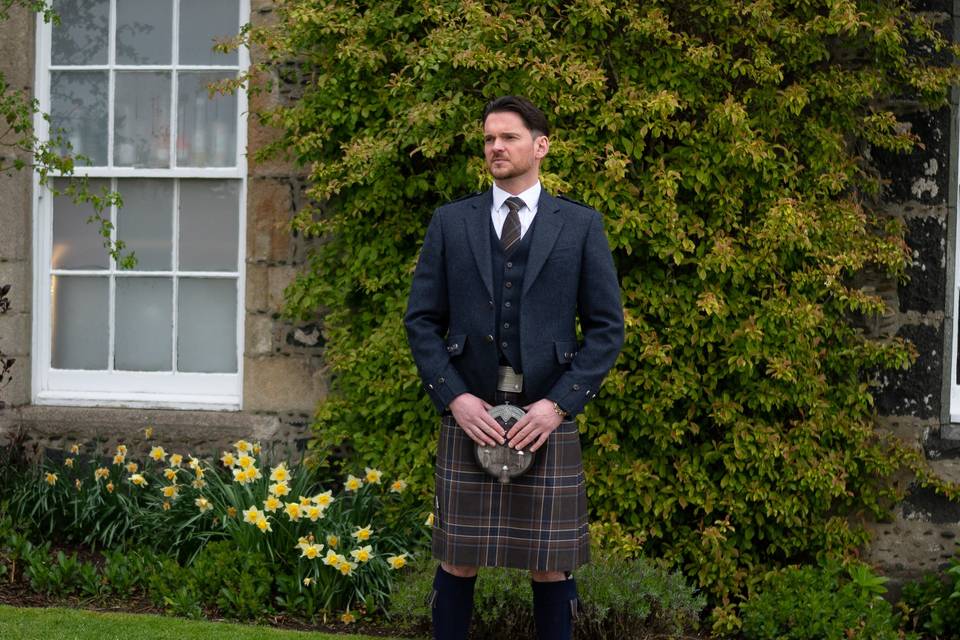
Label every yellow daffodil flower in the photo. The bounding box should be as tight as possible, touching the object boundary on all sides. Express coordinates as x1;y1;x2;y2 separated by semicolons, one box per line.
350;545;373;563
113;454;125;465
303;577;313;586
284;502;302;521
162;500;171;511
237;454;254;469
345;475;363;492
242;506;262;524
74;479;82;491
192;478;206;489
164;468;177;482
296;536;312;552
425;512;435;527
125;462;138;474
64;457;74;468
226;506;237;518
143;427;154;439
129;473;147;487
322;549;340;566
162;485;178;499
301;543;323;559
326;534;339;548
306;505;324;522
352;525;373;542
94;467;109;481
69;444;80;455
263;496;282;512
220;451;236;467
233;439;252;453
269;481;290;497
387;554;408;570
269;463;289;482
194;466;204;479
252;442;262;455
341;611;356;624
116;444;128;455
364;467;382;484
390;479;408;493
169;453;183;467
106;481;115;493
312;490;334;507
255;516;272;533
195;496;212;512
149;446;166;462
187;456;200;470
299;495;312;507
337;559;356;576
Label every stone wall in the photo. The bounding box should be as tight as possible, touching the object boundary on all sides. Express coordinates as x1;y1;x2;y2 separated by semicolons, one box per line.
0;1;327;458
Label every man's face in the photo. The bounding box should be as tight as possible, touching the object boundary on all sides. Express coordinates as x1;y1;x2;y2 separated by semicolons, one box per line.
483;111;548;183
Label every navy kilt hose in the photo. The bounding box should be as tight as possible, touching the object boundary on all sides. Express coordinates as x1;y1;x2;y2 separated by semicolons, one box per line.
432;414;590;572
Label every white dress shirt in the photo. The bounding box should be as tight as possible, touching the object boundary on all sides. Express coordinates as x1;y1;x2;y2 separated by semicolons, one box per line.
491;181;541;241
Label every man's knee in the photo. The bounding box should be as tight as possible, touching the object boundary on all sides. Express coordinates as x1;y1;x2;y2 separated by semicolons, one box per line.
441;562;478;578
530;570;566;582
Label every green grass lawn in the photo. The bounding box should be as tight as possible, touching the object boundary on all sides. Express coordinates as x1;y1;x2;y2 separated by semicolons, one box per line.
0;605;409;640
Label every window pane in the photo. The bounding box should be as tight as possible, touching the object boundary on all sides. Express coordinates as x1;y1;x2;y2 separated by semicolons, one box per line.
51;71;108;165
177;278;237;373
116;179;173;270
178;0;239;65
115;277;172;371
115;72;172;168
51;0;108;65
116;0;172;65
179;180;239;271
51;275;109;370
52;178;111;270
176;72;237;167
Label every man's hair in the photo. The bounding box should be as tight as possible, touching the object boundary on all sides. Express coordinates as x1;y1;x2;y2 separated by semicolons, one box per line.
482;96;550;137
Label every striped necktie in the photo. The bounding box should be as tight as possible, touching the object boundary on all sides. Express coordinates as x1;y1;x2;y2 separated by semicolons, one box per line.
501;196;524;254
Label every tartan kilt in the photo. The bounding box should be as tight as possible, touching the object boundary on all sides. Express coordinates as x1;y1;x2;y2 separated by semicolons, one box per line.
432;413;590;572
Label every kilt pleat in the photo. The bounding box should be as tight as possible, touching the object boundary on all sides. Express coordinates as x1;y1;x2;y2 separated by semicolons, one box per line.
432;414;590;572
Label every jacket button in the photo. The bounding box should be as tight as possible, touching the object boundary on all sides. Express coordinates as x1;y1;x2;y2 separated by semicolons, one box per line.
506;261;513;268
428;383;434;390
438;377;445;384
501;341;508;349
485;334;494;343
572;384;580;390
451;343;458;350
488;300;494;309
564;352;571;358
504;282;512;288
504;301;511;308
503;322;510;329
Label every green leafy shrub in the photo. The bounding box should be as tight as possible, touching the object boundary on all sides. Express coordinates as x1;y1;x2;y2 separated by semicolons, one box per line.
898;556;960;639
740;561;909;640
237;0;960;614
387;554;704;639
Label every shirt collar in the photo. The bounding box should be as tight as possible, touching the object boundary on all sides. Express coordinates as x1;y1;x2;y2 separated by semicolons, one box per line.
492;181;541;213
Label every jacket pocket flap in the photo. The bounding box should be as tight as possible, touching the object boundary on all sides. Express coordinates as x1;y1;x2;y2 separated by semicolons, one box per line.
445;334;466;356
555;340;579;364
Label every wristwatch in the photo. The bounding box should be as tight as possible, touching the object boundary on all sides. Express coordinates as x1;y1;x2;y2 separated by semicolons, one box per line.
552;402;568;419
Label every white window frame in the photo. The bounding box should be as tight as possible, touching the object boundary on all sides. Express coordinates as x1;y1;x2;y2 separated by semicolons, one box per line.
31;0;249;411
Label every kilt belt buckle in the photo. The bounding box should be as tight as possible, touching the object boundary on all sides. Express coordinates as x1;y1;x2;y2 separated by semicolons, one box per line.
475;403;535;484
496;365;523;394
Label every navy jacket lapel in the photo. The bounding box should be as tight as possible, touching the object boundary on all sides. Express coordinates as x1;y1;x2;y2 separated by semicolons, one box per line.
522;191;563;297
465;189;494;300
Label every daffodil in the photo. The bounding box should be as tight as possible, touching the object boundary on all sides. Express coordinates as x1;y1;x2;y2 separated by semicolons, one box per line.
305;505;324;522
220;451;236;467
255;515;272;533
322;549;340;566
337;559;357;576
269;481;290;497
64;457;74;468
195;496;212;512
69;443;80;455
425;512;435;527
345;474;363;491
242;506;263;524
233;439;252;453
193;465;204;479
364;467;382;484
390;479;408;493
125;462;138;474
341;611;356;624
164;468;178;481
168;453;183;467
350;545;373;563
237;453;254;469
326;534;339;548
295;536;312;552
269;463;289;482
303;577;313;586
162;485;178;499
226;506;237;518
162;500;171;511
312;490;334;507
300;543;323;559
116;444;128;455
284;502;302;521
143;427;154;439
252;442;262;455
129;473;147;487
106;481;115;493
113;453;125;465
94;467;109;481
149;446;166;462
299;495;312;507
387;553;408;570
192;478;206;489
74;479;82;491
263;495;282;512
352;525;373;542
187;456;200;470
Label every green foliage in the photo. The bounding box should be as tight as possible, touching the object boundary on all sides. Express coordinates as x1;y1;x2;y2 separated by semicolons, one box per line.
739;561;910;640
387;554;704;639
898;554;960;639
239;0;960;610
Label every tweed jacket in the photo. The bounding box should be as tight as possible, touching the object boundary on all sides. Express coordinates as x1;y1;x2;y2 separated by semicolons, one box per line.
404;189;624;417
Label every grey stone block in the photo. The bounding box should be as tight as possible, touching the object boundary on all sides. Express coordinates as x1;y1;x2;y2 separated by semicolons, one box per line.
875;323;943;418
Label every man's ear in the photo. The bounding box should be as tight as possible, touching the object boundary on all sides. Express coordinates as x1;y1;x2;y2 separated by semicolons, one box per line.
534;135;550;159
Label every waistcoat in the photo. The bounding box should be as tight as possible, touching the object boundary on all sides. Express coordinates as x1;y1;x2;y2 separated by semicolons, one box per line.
491;215;537;373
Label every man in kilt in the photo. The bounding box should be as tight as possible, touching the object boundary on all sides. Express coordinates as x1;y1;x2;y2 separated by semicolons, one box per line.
405;96;624;640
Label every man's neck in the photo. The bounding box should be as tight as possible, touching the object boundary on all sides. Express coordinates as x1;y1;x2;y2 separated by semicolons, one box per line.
494;175;540;196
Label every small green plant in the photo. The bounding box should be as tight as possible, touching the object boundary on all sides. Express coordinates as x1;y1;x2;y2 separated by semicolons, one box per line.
898;554;960;639
740;561;911;640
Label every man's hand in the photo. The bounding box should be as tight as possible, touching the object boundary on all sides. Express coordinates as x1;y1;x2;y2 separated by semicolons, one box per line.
449;393;505;446
506;399;563;452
